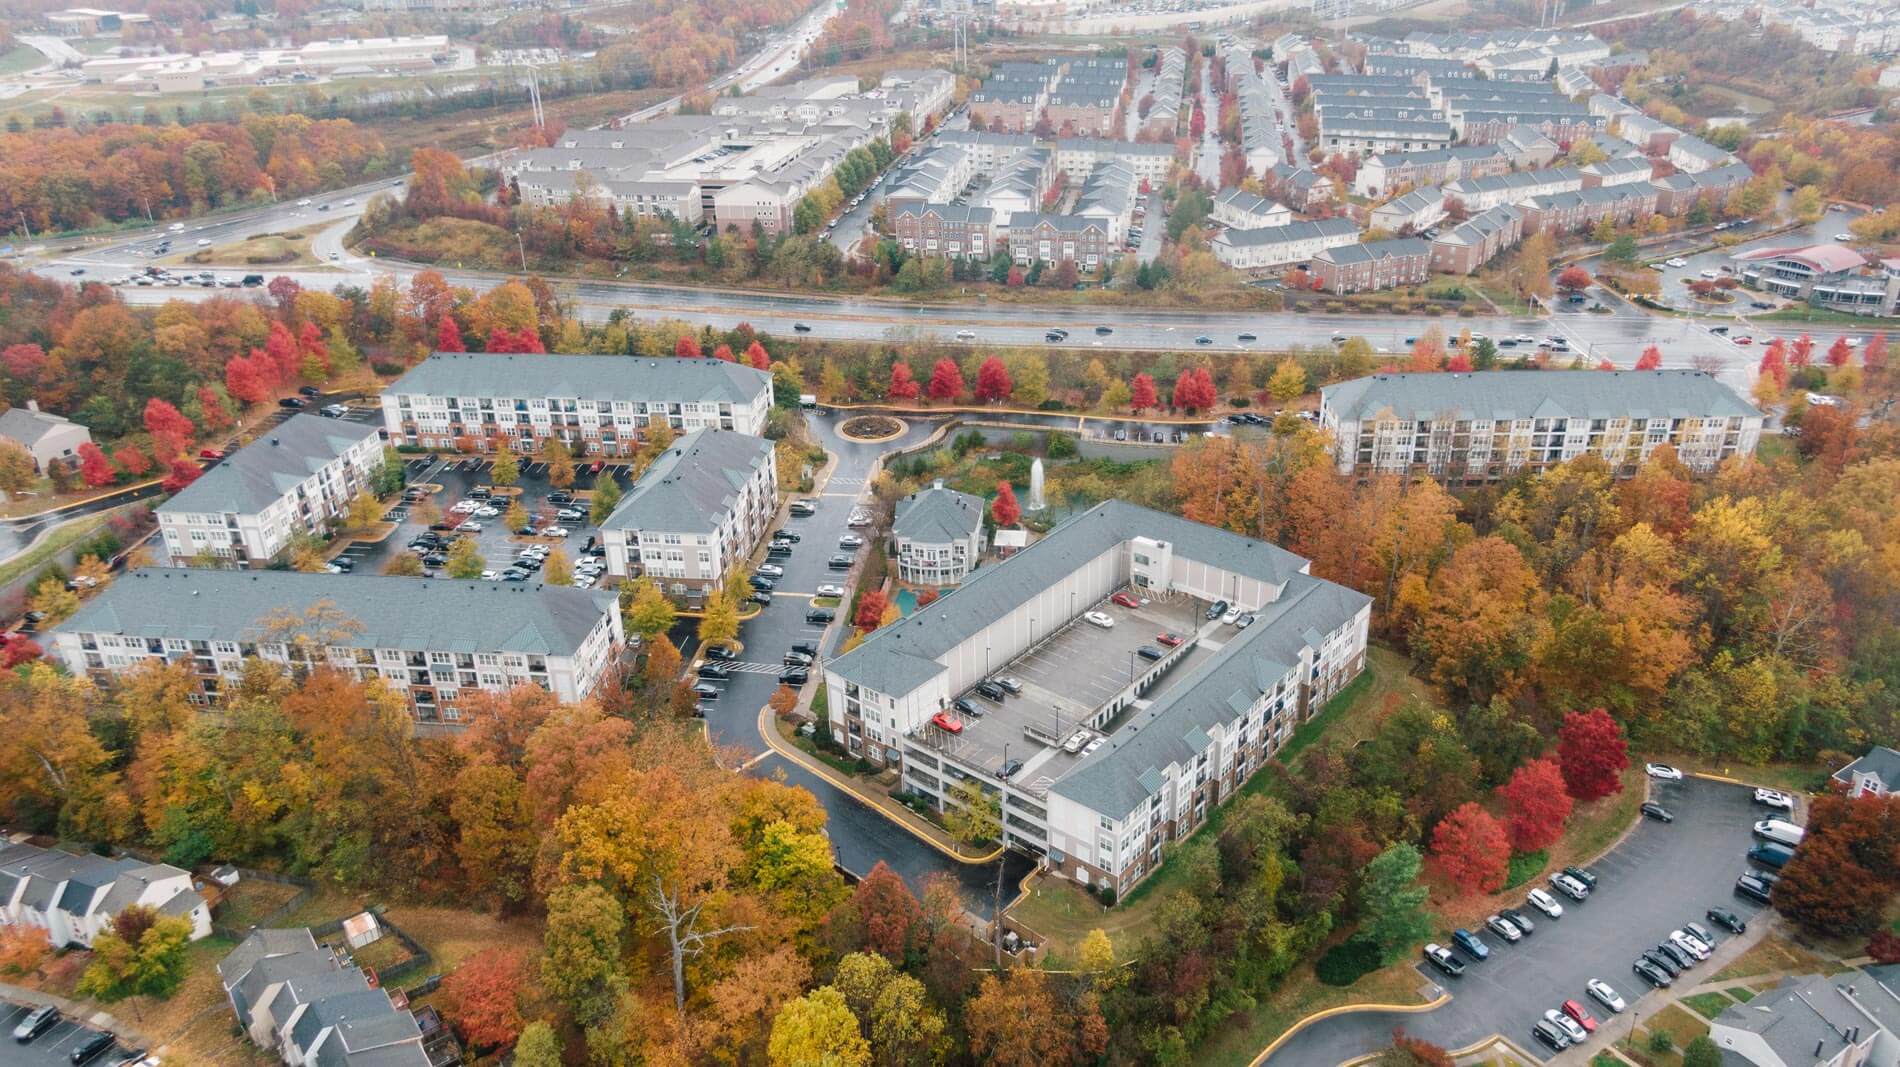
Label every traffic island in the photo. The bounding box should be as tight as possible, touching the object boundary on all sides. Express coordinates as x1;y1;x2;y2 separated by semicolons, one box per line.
839;415;906;442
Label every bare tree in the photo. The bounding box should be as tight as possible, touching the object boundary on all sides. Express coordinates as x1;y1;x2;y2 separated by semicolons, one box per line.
646;875;753;1039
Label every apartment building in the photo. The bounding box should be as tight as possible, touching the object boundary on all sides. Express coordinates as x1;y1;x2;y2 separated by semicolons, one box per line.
823;499;1370;897
1442;166;1583;213
1265;164;1337;212
1318;114;1456;155
891;480;985;585
1580;155;1655;188
0;842;210;950
931;130;1039;171
600;429;777;598
1667;133;1740;173
1007;214;1116;270
892;203;998;260
1500;127;1563;168
1311;238;1433;293
1212;217;1362;271
1369;186;1446;233
1430;204;1524;274
1139;48;1186;140
1613;112;1681;154
158;415;383;568
1521;182;1659;234
1073;163;1138;243
1318;370;1763;482
50;570;626;720
1352;145;1509;199
1212;188;1292;230
516;171;704;225
1051;138;1175;186
1652;161;1754;215
381;353;773;452
1707;965;1900;1067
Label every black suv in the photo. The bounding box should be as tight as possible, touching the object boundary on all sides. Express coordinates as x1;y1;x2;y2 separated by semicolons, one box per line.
70;1030;116;1064
1206;599;1229;620
697;663;730;680
704;645;737;661
778;667;809;685
791;641;818;657
974;681;1006;701
806;609;835;624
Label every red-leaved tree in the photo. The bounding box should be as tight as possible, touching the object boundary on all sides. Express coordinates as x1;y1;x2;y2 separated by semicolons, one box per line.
745;341;770;370
1635;345;1663;370
992;481;1021;527
1430;803;1510;895
1130;373;1158;413
1172;367;1216;413
1790;333;1814;368
928;358;964;401
1826;336;1853;368
264;320;300;382
76;443;115;488
1;638;42;668
1446;351;1473;372
1864;333;1888;374
1758;343;1789;390
1556;265;1593;294
844;862;920;960
674;335;702;358
888;361;920;401
436;315;465;352
855;590;889;632
439;947;530;1051
161;455;203;493
1496;757;1573;853
712;343;735;362
142;398;194;441
1556;708;1628;800
974;357;1013;403
113;445;152;477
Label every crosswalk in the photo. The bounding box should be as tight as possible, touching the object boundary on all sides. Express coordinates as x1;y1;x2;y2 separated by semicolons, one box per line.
721;661;786;675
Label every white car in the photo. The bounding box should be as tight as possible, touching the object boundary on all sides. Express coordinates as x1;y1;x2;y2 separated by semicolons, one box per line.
1222;606;1245;625
1526;888;1564;919
839;534;865;548
455;521;482;532
557;508;585;520
815;584;845;597
449;501;478;514
1544;1009;1588;1045
1586;978;1625;1013
1670;929;1711;961
195;238;212;247
474;506;500;518
1754;787;1796;811
297;198;313;206
757;563;785;578
1083;610;1115;628
538;526;568;537
1664;257;1688;268
1645;763;1684;781
1834;233;1853;241
480;570;499;580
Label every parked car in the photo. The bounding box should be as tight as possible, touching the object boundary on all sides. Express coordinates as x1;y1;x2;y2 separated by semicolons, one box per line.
1486;914;1522;943
806;609;836;624
692;682;721;699
1563;866;1599;891
772;531;801;543
1450;928;1489;961
1641;802;1675;822
974;681;1006;701
1735;874;1773;903
783;652;814;667
13;1004;60;1042
1530;1019;1569;1051
1499;907;1535;936
1422;943;1464;978
1205;599;1230;620
1633;958;1673;988
767;544;794;559
277;397;307;409
1747;843;1794;869
1657;941;1695;971
1672;929;1712;960
757;563;785;578
696;663;730;680
1545;1008;1588;1044
1754;788;1796;811
792;642;818;657
1645;762;1684;781
704;645;737;661
815;584;845;598
70;1030;116;1064
1642;947;1683;977
1586;978;1625;1013
779;667;810;685
1156;631;1184;647
838;534;865;549
1526;888;1564;919
1754;819;1805;847
1550;872;1590;902
827;554;854;570
1706;907;1747;934
1111;592;1141;608
1083;611;1115;628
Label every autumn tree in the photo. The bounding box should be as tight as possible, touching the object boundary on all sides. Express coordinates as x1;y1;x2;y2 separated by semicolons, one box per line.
1129;372;1158;413
543;549;573;587
991;481;1021;527
974;356;1013;403
854;590;889;632
1827;335;1854;368
1772;793;1900;936
1556;265;1593;294
1267;359;1307;402
1635;345;1663;370
700;590;741;646
440;947;531;1050
76;906;193;1003
160;456;203;494
887;361;920;401
492;441;520;487
834;862;921;960
446;537;485;579
436;315;465;352
927;359;964;402
1557;708;1629;800
746;340;771;370
1495;757;1573;853
964;967;1100;1067
77;443;115;488
1380;1030;1457;1067
0;926;51;977
0;442;36;495
769;986;869;1067
942;778;999;848
623;578;676;641
1171;366;1217;412
512;1023;562;1067
540;882;627;1025
675;334;703;358
545;436;575;490
590;471;622;526
1429;802;1510;895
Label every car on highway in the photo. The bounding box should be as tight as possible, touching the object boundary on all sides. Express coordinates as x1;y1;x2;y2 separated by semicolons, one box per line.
12;1004;60;1042
1083;610;1115;628
1545;1008;1589;1044
1451;928;1489;961
1754;787;1796;811
1194;335;1213;345
298;198;313;206
1641;802;1675;822
1238;332;1257;343
1587;978;1625;1013
1095;324;1114;335
1707;907;1747;934
1526;888;1564;918
1422;943;1464;978
1645;762;1683;780
1633;957;1673;988
1045;329;1069;342
792;322;812;332
1486;914;1522;942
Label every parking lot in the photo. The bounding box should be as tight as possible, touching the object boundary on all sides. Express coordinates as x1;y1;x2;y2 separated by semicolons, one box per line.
1266;775;1776;1065
0;1001;139;1065
339;454;627;584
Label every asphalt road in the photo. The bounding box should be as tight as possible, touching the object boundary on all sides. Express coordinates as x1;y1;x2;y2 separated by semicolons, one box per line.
1264;775;1772;1066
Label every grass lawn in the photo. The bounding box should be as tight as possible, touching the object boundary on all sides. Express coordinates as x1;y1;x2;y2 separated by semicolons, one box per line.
214;878;303;929
0;502;139;585
1726;986;1757;1002
1757;305;1884;326
1629;1003;1710;1067
0;45;44;76
174;223;326;269
1279;644;1429;764
1712;934;1832;982
1008;877;1147;967
1682;990;1737;1020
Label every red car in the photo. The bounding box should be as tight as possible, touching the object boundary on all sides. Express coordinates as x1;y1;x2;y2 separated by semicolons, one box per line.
1734;335;1753;345
1156;632;1184;647
1562;999;1598;1032
198;448;225;460
1111;592;1140;609
930;711;964;734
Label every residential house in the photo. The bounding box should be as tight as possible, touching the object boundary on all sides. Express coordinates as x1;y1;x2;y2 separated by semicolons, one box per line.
1520;182;1659;235
1265;164;1337;212
892;480;985;585
1369;186;1446;233
0;403;92;474
1667;133;1739;174
381;353;774;450
1318;370;1762;482
1442;166;1583;213
1006;214;1116;271
49;569;626;721
1211;217;1361;271
892;203;997;260
1351;146;1509;199
1051;139;1174;186
0;841;210;950
217;928;431;1067
1311;238;1433;293
1499;127;1562;168
1833;745;1900;797
1430;204;1525;274
158;414;383;568
1614;112;1681;154
1652;161;1755;216
1707;964;1900;1067
1580;155;1655;188
599;428;777;598
1212;188;1292;230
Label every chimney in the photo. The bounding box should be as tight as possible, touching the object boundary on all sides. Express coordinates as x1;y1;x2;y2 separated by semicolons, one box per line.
270;438;279;446
26;400;39;412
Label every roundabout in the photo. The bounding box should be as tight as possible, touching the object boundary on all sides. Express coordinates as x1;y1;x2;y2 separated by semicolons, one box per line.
839;414;907;442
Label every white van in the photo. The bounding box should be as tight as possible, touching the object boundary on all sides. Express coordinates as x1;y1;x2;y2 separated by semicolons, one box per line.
1753;818;1805;847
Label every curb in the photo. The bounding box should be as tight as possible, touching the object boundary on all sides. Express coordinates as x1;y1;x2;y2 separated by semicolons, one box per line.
754;698;1003;866
1248;991;1452;1067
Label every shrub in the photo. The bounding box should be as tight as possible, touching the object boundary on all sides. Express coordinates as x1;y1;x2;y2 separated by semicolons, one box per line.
1315;936;1383;986
1504;850;1548;890
1648;1030;1675;1054
1229;396;1251;408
